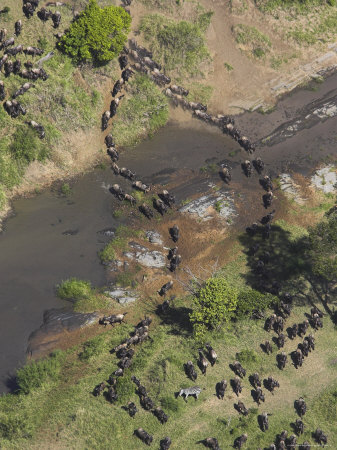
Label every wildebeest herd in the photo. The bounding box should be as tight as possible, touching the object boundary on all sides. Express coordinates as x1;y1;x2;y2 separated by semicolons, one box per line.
0;0;66;137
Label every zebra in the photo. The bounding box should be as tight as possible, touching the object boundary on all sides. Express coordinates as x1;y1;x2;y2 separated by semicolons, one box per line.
178;386;203;401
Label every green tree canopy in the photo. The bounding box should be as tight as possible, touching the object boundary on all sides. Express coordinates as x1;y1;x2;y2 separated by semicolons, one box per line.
189;277;238;341
59;0;131;63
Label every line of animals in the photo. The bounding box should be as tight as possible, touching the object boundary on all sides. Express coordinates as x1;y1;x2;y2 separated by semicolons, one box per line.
0;0;66;137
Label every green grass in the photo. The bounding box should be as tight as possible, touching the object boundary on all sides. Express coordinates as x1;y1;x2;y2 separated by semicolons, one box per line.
233;24;271;58
99;225;144;263
256;0;335;13
112;75;169;147
224;62;234;71
186;83;214;104
60;183;72;197
139;13;212;77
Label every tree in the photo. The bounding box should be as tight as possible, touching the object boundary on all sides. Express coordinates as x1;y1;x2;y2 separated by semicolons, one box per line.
189;277;238;341
59;0;131;64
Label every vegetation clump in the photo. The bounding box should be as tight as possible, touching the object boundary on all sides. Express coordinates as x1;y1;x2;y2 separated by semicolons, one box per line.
59;0;131;63
139;13;212;76
57;278;109;313
190;277;238;340
236;289;278;319
233;24;271;58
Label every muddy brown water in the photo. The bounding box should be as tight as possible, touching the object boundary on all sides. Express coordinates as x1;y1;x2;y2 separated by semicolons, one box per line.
0;74;336;393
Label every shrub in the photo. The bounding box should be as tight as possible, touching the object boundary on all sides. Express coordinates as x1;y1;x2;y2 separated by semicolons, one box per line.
57;278;92;300
79;335;106;361
233;24;271;57
9;127;48;164
139;14;211;76
236;289;278;319
236;349;260;365
59;0;131;63
16;351;64;394
160;395;182;413
115;375;134;404
60;183;71;196
0;413;32;440
189;278;238;341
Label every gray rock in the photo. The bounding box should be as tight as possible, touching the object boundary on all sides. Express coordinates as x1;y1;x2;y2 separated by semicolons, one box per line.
311;166;337;193
105;288;139;304
136;250;166;268
118;296;137;305
180;191;237;222
145;230;163;245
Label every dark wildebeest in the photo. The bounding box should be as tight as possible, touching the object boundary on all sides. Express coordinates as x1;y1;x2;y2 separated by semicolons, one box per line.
300;442;311;450
153;407;168;424
253;157;264;173
265;376;279;393
258;412;269;432
120;167;135;180
274;316;285;335
106;386;118;403
261;209;275;225
6;44;23;56
4;60;13;77
205;343;217;366
169;254;181;272
254;387;265;405
288;323;298;339
197;437;220;450
313;428;327;446
265;314;276;332
198;351;209;375
298;320;309;337
250;373;261;389
107;147;119;162
220;166;231;184
134;428;153;446
13;60;22;74
263;340;273;355
119;54;128;70
295;397;307;417
216;380;227;399
28;120;45;139
311;313;323;330
311;305;323;318
15;20;22;36
169;224;179;242
111;78;124;97
233;433;248;449
304;333;315;351
260;175;273;191
184;361;197;381
241;160;252;177
131;375;141;386
0;81;5;101
298;340;309;357
133;180;151;193
153;198;168;215
121;68;134;81
232;361;246;378
292;349;303;369
160;437;172;450
105;133;114;147
263;191;273;208
24;46;44;56
0;28;7;42
93;382;106;396
170;84;189;96
231;377;242;396
124;193;136;206
167;247;178;260
101;110;110;130
159;190;175;207
52;11;61;28
277;352;287;370
126;401;137;417
158;280;173;296
139;395;154;411
37;7;52;21
294;418;304;435
275;333;285;349
235;400;249;416
13;82;34;98
139;203;154;219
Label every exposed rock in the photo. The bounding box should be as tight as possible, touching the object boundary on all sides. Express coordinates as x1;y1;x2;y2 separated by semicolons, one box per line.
124;249;166;268
105;288;139;304
145;230;163;245
311;166;337;193
97;228;115;237
179;191;236;222
279;173;306;204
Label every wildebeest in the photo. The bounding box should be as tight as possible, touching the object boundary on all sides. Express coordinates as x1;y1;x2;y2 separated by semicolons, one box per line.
119;54;128;70
216;380;227;399
311;313;323;330
265;376;279;393
118;357;132;370
110;184;125;201
220;166;231;184
233;433;248;449
153;407;168;424
140;395;154;411
232;361;246;378
143;56;161;71
139;203;154;219
294;418;304;435
111;78;124;97
313;428;327;446
178;386;202;401
124;193;136;205
205;343;217;366
184;361;197;381
311;305;323;318
121;68;134;81
261;209;275;225
116;347;134;359
242;160;252;177
4;100;26;118
107;147;119;162
288;323;298;339
37;7;52;21
295;397;307;417
27;120;45;139
111;162;120;175
298;340;309;357
93;382;106;396
160;437;172;450
106;386;118;403
167;247;177;260
13;82;34;99
250;373;261;389
254;387;265;405
260;175;273;191
277;351;287;370
300;442;311;450
263;340;273;355
298;320;309;337
287;435;297;449
275;331;285;347
159;190;175;207
304;333;315;351
101;110;110;130
52;11;61;28
5;44;23;56
231;377;242;396
120;167;135;180
236;400;248;416
131;375;141;386
265;314;276;332
246;222;259;236
134;428;153;446
197;437;220;450
23;2;36;18
0;54;8;70
292;349;303;369
194;109;212;122
259;412;269;432
24;46;44;56
169;224;179;242
1;37;14;50
263;191;273;208
110;95;124;117
153;198;168;215
4;60;13;77
15;20;22;36
253;157;264;173
0;81;5;101
13;60;21;74
169;84;189;96
99;312;127;327
133;180;151;193
198;350;208;375
126;401;137;417
0;28;7;42
169;254;181;272
105;133;114;147
158;280;173;296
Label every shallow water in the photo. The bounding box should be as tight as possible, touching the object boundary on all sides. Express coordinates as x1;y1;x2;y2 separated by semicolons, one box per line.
0;75;336;393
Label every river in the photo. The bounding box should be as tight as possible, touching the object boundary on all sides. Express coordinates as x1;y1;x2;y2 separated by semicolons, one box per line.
0;73;336;393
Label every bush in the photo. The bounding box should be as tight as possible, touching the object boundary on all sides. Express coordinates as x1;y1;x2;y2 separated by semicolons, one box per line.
59;0;131;63
160;396;182;413
236;289;278;319
139;14;211;76
9;127;48;163
57;278;92;300
79;335;106;361
16;351;64;394
115;375;134;404
236;349;260;365
189;278;238;341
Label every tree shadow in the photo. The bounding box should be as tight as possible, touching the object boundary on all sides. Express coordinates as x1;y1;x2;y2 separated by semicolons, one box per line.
156;305;193;337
